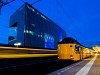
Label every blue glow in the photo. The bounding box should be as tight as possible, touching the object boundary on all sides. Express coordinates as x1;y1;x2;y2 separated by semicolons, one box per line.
9;27;17;41
59;28;62;42
44;33;54;48
1;0;100;48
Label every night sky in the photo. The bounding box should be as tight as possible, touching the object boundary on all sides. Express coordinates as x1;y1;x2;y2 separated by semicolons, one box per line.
0;0;100;48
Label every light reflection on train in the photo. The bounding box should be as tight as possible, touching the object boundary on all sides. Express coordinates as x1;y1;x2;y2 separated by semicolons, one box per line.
58;37;95;61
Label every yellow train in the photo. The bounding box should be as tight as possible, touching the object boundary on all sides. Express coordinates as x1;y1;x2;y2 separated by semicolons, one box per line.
58;37;94;61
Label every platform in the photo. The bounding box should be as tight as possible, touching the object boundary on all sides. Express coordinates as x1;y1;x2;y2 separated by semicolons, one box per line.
48;54;100;75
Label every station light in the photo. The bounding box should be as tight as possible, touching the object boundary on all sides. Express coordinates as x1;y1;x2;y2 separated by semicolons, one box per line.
14;42;21;47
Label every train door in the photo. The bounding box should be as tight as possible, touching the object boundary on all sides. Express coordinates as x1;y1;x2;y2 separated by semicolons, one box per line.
79;47;83;60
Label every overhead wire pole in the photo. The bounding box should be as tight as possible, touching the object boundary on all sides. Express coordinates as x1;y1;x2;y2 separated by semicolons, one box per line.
0;0;15;15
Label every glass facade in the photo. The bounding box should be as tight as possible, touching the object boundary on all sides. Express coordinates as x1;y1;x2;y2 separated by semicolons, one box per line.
44;33;54;48
9;22;17;42
9;2;66;49
9;27;17;41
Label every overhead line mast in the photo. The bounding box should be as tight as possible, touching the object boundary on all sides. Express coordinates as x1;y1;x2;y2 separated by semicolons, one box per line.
0;0;15;14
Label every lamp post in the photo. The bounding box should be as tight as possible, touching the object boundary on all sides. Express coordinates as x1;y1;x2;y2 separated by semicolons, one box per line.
14;43;21;48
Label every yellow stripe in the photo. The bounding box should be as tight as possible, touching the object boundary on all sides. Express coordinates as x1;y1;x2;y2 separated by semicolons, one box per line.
0;54;57;59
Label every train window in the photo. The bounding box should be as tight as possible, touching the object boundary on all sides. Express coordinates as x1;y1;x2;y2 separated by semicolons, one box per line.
70;45;72;47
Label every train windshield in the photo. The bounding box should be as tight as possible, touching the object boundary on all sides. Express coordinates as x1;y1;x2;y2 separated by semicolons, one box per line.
75;45;80;54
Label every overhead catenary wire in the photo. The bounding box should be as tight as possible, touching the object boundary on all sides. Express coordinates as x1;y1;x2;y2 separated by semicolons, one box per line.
55;0;78;39
0;0;15;14
3;0;41;31
31;0;41;5
19;0;41;5
55;0;74;22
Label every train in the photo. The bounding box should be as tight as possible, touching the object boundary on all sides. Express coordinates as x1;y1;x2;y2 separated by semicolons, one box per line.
57;37;95;61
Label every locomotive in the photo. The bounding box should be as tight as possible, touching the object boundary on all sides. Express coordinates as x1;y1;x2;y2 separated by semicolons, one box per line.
58;37;94;61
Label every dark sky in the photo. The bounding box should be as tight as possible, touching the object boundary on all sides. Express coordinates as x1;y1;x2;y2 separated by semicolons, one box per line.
0;0;100;48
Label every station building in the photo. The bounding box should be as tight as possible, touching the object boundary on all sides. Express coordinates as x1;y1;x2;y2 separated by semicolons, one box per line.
8;2;66;49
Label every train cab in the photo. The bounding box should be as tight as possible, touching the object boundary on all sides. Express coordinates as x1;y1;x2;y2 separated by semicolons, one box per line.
58;37;82;61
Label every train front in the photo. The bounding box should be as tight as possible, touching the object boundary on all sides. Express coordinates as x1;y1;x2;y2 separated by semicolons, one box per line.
57;37;81;61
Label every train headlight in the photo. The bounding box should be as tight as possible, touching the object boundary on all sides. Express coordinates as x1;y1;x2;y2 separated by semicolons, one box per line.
70;57;73;58
70;55;74;59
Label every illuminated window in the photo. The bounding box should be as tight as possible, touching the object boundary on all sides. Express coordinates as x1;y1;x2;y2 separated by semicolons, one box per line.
41;15;45;19
24;30;25;33
38;35;40;37
40;14;49;21
32;24;35;27
9;22;17;41
27;5;35;12
41;35;42;37
37;12;40;15
26;30;28;33
29;31;31;33
24;30;36;36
